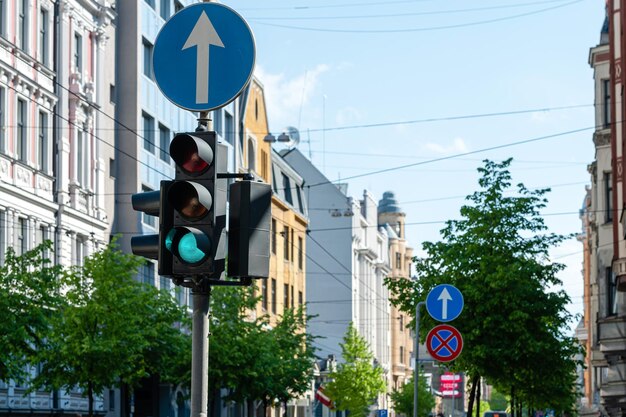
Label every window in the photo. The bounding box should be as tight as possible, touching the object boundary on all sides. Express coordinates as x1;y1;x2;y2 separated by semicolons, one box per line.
143;113;155;153
17;218;26;255
262;280;268;310
213;109;222;137
605;172;613;222
396;252;402;269
143;38;153;79
255;99;259;120
298;291;303;307
603;79;611;128
38;111;49;172
607;267;617;316
141;262;155;286
76;125;89;187
108;390;115;411
291;285;294;308
0;87;5;152
399;346;405;364
0;0;5;36
225;112;234;145
175;286;185;306
260;150;268;180
17;0;27;50
298;237;303;269
39;8;49;65
247;138;256;171
174;1;184;12
159;124;170;161
160;0;170;19
74;33;82;72
17;99;27;162
283;174;293;205
142;185;156;227
144;0;155;9
271;219;277;254
283;226;289;261
271;278;277;314
160;276;170;292
38;225;48;259
75;236;86;266
284;284;289;311
296;186;304;213
110;84;116;103
0;211;5;263
399;314;404;331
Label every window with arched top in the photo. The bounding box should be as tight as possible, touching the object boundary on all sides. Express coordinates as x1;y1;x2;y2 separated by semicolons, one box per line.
247;138;256;172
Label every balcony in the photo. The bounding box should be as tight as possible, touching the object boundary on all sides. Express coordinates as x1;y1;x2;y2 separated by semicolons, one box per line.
597;315;626;357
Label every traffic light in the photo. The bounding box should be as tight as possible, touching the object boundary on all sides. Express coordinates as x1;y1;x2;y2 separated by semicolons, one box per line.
165;131;227;278
228;180;271;279
131;181;174;276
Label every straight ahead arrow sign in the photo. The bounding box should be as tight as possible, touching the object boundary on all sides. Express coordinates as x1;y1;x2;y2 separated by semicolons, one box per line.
183;11;224;104
438;287;452;320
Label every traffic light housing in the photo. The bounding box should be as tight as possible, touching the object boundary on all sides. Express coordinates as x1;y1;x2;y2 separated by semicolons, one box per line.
228;180;271;279
165;131;227;278
131;181;174;276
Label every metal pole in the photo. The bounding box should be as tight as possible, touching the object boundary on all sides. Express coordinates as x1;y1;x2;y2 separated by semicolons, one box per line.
191;287;210;417
414;301;425;417
198;0;213;132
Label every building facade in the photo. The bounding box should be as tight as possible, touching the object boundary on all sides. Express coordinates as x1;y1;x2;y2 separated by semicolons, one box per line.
0;0;116;415
377;192;414;392
581;4;626;416
281;148;392;413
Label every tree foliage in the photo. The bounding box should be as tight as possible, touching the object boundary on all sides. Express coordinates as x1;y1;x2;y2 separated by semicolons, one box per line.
325;323;386;417
208;286;316;409
0;242;62;383
385;159;581;415
34;243;190;417
389;375;435;417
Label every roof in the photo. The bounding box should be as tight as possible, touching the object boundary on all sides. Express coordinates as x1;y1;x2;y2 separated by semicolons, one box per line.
378;191;403;214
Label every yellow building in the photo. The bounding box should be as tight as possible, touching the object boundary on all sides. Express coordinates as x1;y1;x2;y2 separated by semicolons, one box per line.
378;191;415;391
240;77;308;326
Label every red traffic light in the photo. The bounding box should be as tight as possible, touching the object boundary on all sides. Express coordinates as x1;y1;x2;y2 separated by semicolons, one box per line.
170;133;214;175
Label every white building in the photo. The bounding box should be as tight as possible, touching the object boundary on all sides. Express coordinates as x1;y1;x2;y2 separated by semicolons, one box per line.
281;148;391;413
0;0;116;415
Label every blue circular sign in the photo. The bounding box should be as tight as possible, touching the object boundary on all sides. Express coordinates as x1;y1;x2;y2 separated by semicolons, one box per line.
426;284;464;322
153;3;256;111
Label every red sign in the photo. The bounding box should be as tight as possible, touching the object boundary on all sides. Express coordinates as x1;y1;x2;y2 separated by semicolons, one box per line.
440;372;462;398
426;324;463;362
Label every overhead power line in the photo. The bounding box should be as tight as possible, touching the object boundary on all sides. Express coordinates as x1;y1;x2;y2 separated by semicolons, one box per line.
251;0;585;33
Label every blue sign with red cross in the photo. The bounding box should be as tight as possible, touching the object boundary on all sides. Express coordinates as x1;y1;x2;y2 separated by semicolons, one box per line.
426;324;463;362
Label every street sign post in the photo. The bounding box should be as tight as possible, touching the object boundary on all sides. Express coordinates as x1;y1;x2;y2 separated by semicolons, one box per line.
426;324;463;362
426;284;464;322
153;3;255;111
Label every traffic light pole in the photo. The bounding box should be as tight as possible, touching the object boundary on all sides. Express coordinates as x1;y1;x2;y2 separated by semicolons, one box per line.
190;282;210;417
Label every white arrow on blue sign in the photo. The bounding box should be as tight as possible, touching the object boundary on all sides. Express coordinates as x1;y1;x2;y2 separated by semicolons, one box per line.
153;3;255;112
426;284;463;322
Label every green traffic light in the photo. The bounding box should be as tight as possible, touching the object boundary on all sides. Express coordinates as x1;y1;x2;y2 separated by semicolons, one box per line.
178;231;207;264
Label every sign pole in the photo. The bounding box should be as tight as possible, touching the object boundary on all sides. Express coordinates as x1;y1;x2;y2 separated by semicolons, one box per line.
191;281;210;417
414;301;425;417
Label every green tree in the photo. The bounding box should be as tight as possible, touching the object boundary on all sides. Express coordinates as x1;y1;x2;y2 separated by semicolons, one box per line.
34;243;190;417
385;159;581;416
488;388;508;411
0;242;62;383
208;286;317;416
325;323;386;417
390;374;435;417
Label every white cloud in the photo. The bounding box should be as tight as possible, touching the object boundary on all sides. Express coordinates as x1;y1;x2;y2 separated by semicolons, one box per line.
254;64;330;131
423;137;469;155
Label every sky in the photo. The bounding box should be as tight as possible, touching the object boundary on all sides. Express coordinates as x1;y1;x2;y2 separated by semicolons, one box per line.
222;0;604;330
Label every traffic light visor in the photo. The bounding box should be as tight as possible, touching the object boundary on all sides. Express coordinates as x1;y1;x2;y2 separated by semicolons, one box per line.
170;133;214;175
169;181;213;220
